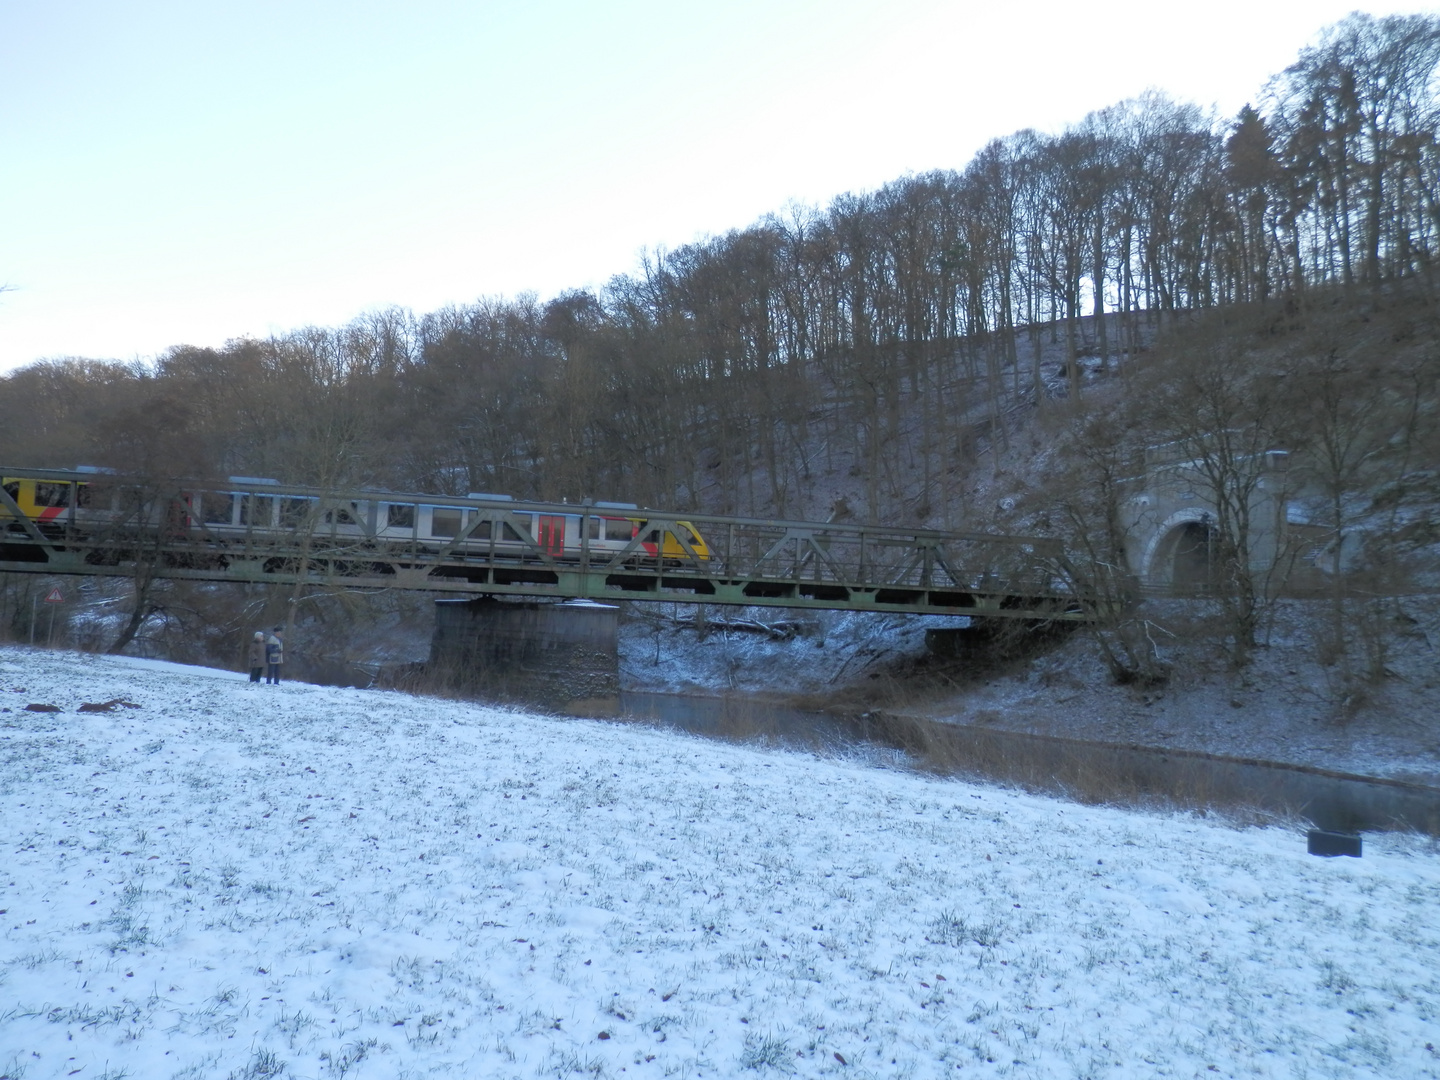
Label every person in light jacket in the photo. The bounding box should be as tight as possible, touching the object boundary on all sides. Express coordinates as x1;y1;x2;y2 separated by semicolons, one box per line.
265;626;284;685
248;631;266;683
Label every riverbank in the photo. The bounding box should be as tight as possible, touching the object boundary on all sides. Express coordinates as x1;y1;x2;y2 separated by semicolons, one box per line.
619;599;1440;788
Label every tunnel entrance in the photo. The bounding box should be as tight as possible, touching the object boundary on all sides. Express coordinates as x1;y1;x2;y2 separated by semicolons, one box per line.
1151;519;1218;593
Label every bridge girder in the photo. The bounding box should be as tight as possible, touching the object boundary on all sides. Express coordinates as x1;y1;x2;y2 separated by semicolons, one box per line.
0;468;1091;621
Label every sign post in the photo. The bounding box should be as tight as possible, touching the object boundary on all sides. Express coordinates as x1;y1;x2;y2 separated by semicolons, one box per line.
43;586;64;647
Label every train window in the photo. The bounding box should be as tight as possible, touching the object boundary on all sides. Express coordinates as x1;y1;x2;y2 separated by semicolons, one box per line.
280;498;311;528
75;484;93;509
2;481;19;504
240;495;273;526
116;487;147;519
585;517;632;541
431;508;462;538
202;494;234;525
502;514;531;541
470;519;493;541
323;505;357;526
34;483;69;507
387;504;415;529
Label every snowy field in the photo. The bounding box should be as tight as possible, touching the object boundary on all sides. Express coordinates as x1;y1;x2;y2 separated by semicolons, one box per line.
2;647;1438;1080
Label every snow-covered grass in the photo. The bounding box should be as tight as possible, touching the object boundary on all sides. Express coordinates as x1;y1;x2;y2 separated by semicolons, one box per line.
2;646;1438;1079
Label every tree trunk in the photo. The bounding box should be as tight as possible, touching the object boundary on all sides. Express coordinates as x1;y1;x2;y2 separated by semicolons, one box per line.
107;572;156;655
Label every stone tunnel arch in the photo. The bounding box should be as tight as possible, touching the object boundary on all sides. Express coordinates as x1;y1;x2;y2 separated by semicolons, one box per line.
1142;510;1219;592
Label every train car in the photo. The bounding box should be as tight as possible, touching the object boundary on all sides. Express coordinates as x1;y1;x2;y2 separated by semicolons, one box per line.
402;498;710;564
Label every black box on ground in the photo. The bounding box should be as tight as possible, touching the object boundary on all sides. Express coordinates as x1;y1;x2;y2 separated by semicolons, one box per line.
1307;829;1362;857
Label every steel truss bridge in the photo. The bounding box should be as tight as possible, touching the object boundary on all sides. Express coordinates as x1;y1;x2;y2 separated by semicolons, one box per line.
1;468;1088;621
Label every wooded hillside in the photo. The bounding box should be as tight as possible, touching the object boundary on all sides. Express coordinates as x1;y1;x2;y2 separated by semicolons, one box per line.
3;13;1437;533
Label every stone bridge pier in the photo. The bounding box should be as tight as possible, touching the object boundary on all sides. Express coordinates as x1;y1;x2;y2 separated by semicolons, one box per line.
429;597;620;711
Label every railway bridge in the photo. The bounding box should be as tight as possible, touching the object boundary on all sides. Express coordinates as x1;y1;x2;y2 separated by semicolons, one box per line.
1;467;1088;621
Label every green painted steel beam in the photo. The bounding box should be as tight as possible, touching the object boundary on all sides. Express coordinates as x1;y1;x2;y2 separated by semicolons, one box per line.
0;551;1089;620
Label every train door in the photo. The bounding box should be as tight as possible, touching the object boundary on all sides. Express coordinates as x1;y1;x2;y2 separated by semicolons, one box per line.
165;495;190;537
536;515;567;557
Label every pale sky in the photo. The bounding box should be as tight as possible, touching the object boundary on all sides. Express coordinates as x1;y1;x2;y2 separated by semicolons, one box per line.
1;1;1433;372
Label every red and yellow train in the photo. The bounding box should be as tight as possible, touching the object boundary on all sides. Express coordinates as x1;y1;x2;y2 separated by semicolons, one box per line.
1;469;711;563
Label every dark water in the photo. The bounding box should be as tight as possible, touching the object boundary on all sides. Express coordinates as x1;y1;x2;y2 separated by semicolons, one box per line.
616;691;873;751
285;656;379;689
614;692;1440;836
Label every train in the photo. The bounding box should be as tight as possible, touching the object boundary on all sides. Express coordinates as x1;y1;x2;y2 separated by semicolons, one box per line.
0;468;712;565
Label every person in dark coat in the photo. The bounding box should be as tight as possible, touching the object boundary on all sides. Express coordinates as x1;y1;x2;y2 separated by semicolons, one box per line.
248;631;266;683
265;626;284;685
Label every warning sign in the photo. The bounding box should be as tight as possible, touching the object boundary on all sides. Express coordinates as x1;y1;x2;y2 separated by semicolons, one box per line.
43;587;64;604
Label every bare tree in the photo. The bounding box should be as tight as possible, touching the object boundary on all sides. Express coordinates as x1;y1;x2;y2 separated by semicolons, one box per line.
1143;318;1290;666
1047;409;1166;684
82;389;216;653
